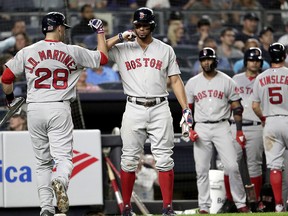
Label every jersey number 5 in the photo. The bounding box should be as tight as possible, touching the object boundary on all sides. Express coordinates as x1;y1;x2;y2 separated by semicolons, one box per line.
34;68;68;89
268;87;283;104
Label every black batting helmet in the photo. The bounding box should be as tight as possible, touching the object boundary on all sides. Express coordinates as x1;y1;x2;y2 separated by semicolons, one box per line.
199;47;218;69
269;42;286;63
42;12;71;35
133;7;156;31
244;47;263;67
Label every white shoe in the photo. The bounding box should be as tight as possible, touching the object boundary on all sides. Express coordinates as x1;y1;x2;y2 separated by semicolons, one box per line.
275;204;284;212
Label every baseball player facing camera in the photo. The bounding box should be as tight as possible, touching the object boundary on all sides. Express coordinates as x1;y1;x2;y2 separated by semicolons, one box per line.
185;47;250;213
89;7;192;216
251;42;288;212
1;12;108;216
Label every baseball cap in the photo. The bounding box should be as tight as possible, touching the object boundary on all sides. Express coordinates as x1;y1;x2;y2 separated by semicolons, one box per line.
169;11;183;21
243;12;259;21
259;26;274;37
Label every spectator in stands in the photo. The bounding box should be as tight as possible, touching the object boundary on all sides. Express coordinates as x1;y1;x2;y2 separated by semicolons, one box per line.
234;12;259;52
133;154;159;201
231;0;263;24
11;19;26;35
233;38;270;74
258;26;275;63
5;32;31;56
217;27;244;62
166;21;186;47
86;66;120;85
190;17;213;50
76;68;102;92
192;37;232;77
8;110;27;131
145;0;170;9
71;4;95;44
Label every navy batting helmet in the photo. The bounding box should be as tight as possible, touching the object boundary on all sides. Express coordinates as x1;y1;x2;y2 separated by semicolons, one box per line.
199;47;218;69
244;47;263;67
42;12;71;34
269;42;286;63
133;7;156;31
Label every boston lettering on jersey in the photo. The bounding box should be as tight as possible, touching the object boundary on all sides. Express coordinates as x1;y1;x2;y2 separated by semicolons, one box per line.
193;90;224;102
236;86;253;95
25;49;77;73
125;58;162;70
259;75;288;87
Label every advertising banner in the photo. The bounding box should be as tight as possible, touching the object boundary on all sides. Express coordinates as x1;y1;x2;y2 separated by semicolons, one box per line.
0;130;103;207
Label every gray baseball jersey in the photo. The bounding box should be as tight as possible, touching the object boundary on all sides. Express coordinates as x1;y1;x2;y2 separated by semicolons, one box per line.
108;38;180;97
185;71;240;122
6;40;101;103
251;66;288;116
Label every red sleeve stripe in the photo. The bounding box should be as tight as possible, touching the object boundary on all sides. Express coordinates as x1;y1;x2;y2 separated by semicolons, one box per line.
1;68;15;84
99;51;108;65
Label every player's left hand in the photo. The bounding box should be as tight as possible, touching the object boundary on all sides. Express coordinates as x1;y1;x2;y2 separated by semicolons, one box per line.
180;108;193;128
119;30;136;42
88;19;104;34
236;130;246;149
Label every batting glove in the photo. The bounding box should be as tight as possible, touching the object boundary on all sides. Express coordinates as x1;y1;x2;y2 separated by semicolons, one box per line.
118;30;136;42
88;19;104;34
189;129;199;142
236;130;246;149
180;108;193;128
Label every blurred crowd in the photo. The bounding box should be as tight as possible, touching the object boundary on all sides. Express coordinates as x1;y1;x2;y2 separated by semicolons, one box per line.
1;0;288;95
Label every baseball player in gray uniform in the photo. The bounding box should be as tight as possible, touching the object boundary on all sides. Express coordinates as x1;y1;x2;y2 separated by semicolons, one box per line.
226;47;264;212
90;7;192;216
1;12;108;216
251;42;288;212
185;47;250;213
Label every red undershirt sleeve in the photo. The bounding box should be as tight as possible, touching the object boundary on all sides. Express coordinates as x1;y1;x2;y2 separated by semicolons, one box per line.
1;68;15;84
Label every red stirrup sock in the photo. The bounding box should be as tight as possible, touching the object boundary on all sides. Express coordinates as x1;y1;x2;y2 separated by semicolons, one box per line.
270;169;283;205
224;175;233;201
250;175;263;201
120;169;136;206
159;169;174;208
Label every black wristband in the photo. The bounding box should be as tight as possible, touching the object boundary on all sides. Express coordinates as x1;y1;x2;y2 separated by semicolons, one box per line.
6;92;15;102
